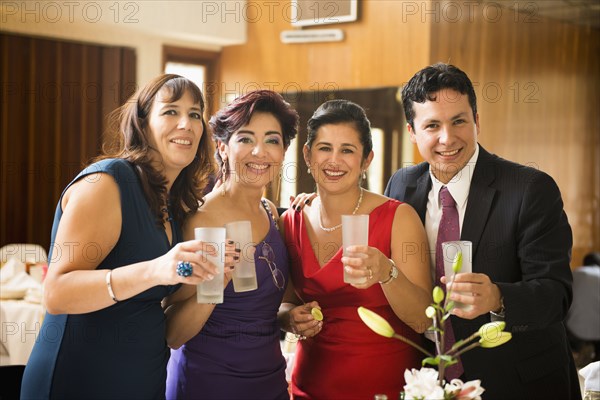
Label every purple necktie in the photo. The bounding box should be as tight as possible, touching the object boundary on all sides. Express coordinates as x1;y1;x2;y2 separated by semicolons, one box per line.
435;186;464;380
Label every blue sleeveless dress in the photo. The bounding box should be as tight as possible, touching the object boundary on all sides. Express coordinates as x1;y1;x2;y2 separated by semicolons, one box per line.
21;159;181;399
165;201;289;400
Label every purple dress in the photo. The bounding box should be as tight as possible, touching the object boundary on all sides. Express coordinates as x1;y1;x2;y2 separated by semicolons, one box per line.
166;201;289;400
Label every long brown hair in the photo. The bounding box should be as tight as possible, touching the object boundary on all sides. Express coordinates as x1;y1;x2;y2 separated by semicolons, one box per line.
97;74;214;228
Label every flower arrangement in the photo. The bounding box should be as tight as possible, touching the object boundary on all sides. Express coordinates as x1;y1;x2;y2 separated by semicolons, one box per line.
358;251;512;400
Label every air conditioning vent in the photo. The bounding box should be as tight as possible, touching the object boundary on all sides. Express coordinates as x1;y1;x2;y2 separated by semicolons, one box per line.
280;29;344;44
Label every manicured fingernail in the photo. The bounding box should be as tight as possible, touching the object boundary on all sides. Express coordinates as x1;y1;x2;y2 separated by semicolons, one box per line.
235;248;241;253
304;199;310;205
295;206;301;213
234;256;240;261
227;240;234;245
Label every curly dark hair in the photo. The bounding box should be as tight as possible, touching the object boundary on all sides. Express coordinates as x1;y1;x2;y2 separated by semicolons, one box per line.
402;63;478;129
306;99;373;160
97;74;214;228
209;90;299;179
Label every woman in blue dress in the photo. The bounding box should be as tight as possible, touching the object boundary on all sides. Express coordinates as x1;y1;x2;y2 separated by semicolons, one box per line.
164;90;299;400
21;74;225;399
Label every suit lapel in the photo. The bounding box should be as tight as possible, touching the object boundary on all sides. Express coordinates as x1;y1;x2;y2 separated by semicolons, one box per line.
461;148;497;260
405;169;431;224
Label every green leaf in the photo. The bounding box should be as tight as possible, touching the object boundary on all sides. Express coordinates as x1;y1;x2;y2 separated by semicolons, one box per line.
422;357;439;366
445;301;455;312
439;354;454;363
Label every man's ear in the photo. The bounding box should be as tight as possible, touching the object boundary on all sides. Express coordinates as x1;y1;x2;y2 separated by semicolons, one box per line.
407;123;418;144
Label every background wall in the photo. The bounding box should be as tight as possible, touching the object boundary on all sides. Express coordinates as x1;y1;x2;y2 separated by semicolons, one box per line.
219;0;600;266
0;1;242;84
1;0;598;266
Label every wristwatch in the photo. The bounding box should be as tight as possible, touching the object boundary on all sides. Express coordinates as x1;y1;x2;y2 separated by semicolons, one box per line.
379;259;398;285
490;295;506;321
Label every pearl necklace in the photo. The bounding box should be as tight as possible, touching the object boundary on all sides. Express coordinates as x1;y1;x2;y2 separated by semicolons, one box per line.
318;188;364;232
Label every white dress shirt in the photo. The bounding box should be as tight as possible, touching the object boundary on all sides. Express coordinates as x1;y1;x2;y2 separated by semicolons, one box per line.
425;145;480;280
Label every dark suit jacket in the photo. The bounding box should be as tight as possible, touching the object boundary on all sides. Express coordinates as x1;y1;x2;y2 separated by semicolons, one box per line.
385;146;580;400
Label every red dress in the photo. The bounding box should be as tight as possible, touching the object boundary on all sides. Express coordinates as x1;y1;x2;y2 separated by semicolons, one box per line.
283;200;423;400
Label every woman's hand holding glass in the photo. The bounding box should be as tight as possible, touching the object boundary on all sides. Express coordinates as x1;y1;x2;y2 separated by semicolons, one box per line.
152;240;238;286
289;301;323;340
341;245;391;289
223;241;245;288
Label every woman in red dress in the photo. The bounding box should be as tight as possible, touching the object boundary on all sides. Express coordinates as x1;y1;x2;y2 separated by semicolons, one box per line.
280;100;432;399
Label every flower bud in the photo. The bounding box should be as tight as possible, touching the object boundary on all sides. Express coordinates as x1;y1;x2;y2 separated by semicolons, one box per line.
433;286;444;304
480;331;512;348
478;321;506;339
425;306;436;319
452;251;463;273
357;306;395;338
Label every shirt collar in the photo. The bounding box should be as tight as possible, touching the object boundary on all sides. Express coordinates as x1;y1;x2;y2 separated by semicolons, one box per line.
429;144;480;208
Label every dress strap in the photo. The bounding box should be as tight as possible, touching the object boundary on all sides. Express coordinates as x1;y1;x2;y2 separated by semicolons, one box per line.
260;199;280;231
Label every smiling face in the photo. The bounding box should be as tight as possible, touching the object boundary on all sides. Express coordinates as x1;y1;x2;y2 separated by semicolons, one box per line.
408;88;480;184
146;88;204;182
304;122;373;194
219;112;285;188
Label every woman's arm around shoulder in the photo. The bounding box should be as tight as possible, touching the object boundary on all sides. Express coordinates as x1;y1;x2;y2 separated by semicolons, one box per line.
45;173;217;315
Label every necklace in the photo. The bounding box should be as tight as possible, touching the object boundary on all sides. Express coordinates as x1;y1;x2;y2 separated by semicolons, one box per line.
318;187;363;232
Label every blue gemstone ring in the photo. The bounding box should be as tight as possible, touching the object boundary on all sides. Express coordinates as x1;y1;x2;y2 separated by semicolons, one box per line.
176;261;193;278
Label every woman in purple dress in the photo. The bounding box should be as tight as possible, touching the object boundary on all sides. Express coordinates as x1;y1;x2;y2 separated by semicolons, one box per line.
164;90;299;399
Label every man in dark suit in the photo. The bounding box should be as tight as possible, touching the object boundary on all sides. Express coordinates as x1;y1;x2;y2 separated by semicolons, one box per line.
385;63;580;399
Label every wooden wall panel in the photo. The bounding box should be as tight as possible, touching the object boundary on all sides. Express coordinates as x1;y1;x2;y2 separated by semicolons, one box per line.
220;0;431;93
218;0;599;267
0;33;136;253
429;1;600;266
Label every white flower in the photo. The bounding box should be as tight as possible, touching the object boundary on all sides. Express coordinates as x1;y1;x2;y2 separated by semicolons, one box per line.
403;368;445;400
445;379;485;400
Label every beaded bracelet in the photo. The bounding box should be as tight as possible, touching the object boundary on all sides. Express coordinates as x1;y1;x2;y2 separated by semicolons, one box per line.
105;270;119;302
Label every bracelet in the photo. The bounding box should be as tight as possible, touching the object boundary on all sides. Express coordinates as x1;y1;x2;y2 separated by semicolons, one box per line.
105;270;119;302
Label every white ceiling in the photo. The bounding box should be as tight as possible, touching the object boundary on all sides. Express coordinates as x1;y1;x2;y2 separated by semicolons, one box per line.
485;0;600;28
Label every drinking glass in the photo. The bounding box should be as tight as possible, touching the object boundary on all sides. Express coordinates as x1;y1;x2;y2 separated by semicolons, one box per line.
342;214;369;284
442;240;473;311
195;227;226;304
224;220;258;292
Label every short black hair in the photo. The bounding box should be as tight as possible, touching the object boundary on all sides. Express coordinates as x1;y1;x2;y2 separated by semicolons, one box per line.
402;63;477;129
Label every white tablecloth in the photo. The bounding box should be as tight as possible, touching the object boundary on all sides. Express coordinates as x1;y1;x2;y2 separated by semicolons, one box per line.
0;299;43;365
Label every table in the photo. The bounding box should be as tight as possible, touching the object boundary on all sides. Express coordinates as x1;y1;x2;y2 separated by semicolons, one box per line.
0;299;44;365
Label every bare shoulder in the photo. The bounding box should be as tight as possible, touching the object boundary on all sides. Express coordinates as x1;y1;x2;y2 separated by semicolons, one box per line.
362;190;393;211
63;172;119;208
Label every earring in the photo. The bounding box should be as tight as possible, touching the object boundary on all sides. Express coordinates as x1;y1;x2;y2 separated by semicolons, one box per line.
307;166;311;175
362;170;367;180
221;158;228;197
275;168;283;203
